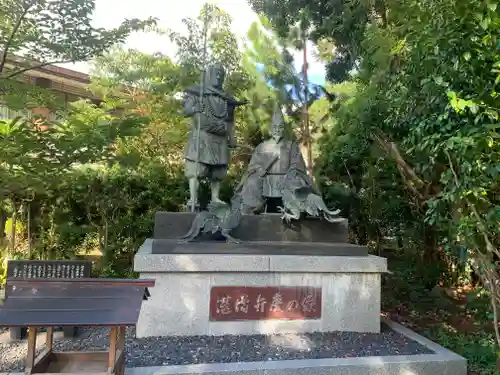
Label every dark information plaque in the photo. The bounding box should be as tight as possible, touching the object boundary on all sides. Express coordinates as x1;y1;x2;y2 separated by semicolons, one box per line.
6;260;91;279
209;286;322;321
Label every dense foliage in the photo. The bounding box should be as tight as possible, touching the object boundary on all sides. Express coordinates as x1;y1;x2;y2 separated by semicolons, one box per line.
253;0;499;369
249;0;500;370
0;4;311;273
0;0;499;371
0;0;156;264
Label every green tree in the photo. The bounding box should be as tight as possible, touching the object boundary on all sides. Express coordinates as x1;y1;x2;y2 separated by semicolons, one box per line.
244;14;328;173
0;0;156;114
314;0;499;363
248;0;385;82
0;100;148;256
90;49;187;171
168;3;249;92
0;0;156;78
90;5;260;171
240;15;292;144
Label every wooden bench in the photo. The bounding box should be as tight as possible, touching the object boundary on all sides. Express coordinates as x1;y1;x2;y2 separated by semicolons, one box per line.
5;259;92;341
0;277;155;375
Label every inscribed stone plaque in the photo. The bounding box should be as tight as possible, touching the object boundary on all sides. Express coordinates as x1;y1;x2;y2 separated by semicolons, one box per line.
209;286;322;321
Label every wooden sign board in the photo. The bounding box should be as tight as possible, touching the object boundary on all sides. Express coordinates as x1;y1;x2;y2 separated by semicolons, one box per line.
209;286;322;321
0;278;155;375
0;278;154;327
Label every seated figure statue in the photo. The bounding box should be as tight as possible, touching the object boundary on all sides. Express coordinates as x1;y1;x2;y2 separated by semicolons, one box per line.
178;104;343;243
235;104;343;223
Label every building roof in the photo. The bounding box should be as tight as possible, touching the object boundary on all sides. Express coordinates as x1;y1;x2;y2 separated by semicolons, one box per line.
2;54;98;100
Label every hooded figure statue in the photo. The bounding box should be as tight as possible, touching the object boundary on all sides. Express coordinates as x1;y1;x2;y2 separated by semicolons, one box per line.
235;103;320;214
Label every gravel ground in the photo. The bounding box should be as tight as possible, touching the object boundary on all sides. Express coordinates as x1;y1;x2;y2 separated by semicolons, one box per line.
0;324;434;372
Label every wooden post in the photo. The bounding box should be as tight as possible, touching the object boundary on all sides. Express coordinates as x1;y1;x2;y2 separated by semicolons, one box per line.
117;326;126;375
107;327;118;374
25;327;37;375
45;327;53;352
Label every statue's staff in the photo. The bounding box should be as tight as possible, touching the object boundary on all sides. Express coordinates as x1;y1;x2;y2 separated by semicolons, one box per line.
191;4;210;213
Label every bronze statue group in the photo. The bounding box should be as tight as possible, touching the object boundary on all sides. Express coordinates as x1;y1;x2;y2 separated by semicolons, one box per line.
179;63;343;243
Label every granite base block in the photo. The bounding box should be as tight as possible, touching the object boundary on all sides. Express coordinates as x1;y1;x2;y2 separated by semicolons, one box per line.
135;240;385;273
134;239;386;337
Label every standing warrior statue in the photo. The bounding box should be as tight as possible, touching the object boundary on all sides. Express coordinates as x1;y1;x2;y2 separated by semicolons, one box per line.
182;63;246;210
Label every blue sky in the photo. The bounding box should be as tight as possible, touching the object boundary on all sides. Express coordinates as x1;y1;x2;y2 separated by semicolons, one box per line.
304;72;325;86
61;0;325;85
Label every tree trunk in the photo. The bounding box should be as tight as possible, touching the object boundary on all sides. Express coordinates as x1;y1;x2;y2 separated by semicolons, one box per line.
422;224;438;264
421;224;444;289
302;37;313;177
0;209;7;245
98;225;105;256
397;235;404;250
374;225;382;256
27;202;31;258
103;217;108;256
10;201;17;254
354;223;368;246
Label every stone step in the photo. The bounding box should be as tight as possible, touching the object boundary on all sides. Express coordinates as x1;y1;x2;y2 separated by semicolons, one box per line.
154;212;348;243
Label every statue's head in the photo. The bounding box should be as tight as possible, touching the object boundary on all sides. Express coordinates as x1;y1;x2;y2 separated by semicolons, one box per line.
270;104;285;140
207;63;225;89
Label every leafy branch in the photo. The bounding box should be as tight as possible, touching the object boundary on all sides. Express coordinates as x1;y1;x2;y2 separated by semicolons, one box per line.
0;0;35;73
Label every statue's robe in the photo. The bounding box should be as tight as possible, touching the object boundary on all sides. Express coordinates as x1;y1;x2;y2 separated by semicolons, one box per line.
183;85;242;166
237;136;319;213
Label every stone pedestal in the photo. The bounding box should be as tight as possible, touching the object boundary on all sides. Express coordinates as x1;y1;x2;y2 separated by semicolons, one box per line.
154;212;350;243
134;213;387;338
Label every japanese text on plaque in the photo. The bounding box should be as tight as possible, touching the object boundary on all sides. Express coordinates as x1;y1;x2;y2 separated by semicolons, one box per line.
209;286;321;321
